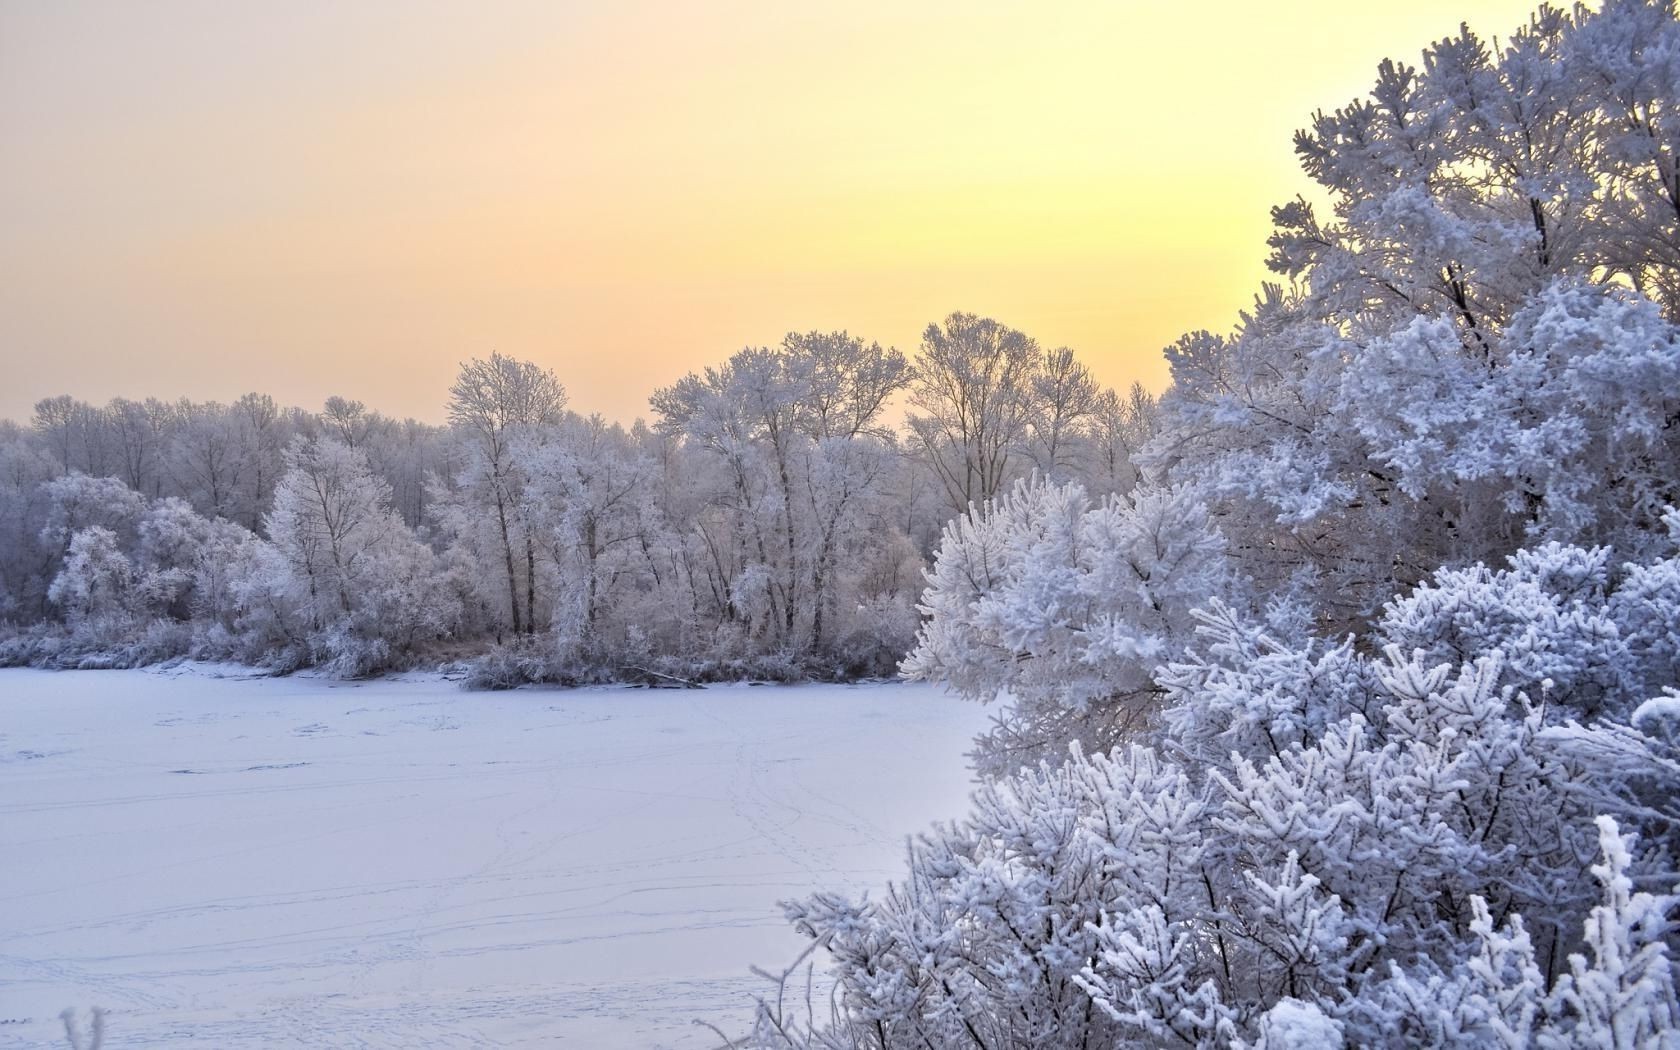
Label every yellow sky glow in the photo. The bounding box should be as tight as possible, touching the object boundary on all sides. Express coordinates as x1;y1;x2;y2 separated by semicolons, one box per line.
0;1;1546;425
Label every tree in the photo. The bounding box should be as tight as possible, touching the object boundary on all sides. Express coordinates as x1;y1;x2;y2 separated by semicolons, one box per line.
445;352;566;637
47;527;136;631
655;344;810;648
169;401;242;520
652;334;916;665
1126;2;1673;631
773;4;1680;1045
265;437;451;674
782;329;912;440
39;473;147;559
519;414;655;653
904;475;1229;774
1081;381;1158;497
907;312;1044;513
320;396;371;448
231;392;287;530
108;398;166;495
0;431;58;619
1029;345;1103;480
31;395;78;474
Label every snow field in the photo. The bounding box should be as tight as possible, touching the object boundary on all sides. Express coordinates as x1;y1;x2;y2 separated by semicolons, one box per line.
0;668;990;1047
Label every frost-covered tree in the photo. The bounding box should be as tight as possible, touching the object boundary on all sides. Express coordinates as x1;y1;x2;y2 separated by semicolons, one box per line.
655;344;809;650
31;395;120;477
1;393;450;671
514;413;658;667
48;527;137;632
1350;816;1680;1050
1145;1;1680;629
229;392;289;530
0;325;1146;680
169;400;245;520
904;475;1229;774
907;313;1045;513
783;330;912;441
1028;345;1104;481
650;332;918;672
38;473;145;552
0;432;60;620
1079;381;1159;499
443;352;567;638
263;437;453;675
107;397;172;497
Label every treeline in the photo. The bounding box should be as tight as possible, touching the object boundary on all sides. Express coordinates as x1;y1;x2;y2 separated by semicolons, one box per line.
0;321;1156;681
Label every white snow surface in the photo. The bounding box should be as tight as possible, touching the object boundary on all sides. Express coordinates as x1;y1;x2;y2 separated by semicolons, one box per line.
0;666;991;1047
1254;998;1343;1048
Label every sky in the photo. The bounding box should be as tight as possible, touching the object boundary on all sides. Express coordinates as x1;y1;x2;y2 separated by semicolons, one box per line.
0;0;1547;426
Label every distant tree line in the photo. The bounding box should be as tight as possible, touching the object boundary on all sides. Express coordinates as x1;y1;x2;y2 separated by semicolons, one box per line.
0;320;1157;681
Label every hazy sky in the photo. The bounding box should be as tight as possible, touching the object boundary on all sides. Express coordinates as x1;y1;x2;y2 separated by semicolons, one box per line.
1;0;1544;426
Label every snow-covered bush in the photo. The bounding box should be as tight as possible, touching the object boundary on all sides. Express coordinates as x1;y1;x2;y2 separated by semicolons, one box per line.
770;581;1680;1047
459;639;561;691
1350;817;1680;1049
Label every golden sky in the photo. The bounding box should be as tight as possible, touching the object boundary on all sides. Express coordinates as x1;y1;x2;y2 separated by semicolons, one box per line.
0;0;1545;425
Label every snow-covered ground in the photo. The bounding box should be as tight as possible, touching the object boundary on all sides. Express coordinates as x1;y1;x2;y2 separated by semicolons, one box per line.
0;667;991;1048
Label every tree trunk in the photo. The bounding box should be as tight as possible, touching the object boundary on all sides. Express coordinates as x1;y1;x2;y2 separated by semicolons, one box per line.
525;534;537;636
494;487;521;635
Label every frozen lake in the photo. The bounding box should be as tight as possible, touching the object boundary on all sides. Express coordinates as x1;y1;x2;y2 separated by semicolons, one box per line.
0;667;989;1048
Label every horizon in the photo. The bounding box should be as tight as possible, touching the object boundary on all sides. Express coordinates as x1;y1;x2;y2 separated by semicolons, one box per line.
3;1;1541;426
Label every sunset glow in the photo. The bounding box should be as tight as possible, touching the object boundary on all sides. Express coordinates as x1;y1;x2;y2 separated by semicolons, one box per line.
2;1;1544;423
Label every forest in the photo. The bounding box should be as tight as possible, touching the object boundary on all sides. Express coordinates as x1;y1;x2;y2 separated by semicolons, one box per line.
0;324;1155;683
8;0;1680;1046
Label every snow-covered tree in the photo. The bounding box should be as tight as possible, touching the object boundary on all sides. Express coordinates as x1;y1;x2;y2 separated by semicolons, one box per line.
1145;1;1680;630
48;527;137;632
443;352;567;638
904;475;1229;774
0;431;59;621
649;333;919;674
907;313;1045;513
263;437;453;675
1029;346;1105;481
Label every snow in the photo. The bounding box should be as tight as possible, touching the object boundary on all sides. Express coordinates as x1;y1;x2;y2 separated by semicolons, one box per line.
1632;691;1680;729
1254;997;1343;1048
0;667;991;1048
